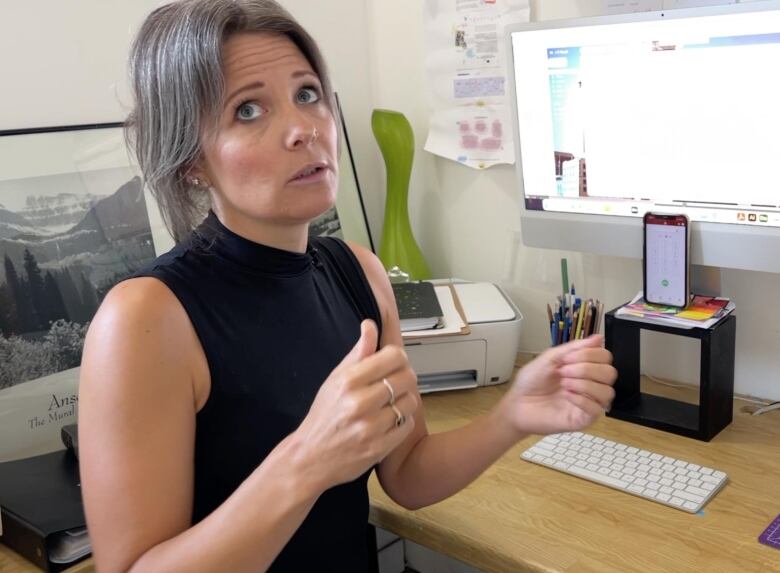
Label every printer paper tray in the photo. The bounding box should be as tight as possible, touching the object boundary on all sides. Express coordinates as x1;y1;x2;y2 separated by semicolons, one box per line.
417;371;478;394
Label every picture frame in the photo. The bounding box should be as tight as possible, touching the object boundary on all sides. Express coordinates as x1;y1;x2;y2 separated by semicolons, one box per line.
0;123;162;461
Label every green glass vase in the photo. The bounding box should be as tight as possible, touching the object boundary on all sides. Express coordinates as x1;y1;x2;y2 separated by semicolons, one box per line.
371;109;431;281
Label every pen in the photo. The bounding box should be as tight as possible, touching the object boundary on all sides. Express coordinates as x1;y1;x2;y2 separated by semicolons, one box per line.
551;320;559;346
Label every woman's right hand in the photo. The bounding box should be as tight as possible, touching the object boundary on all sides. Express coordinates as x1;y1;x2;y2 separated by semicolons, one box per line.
292;319;419;490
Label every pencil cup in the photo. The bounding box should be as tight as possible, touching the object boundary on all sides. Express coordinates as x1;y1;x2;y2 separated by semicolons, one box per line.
547;296;603;346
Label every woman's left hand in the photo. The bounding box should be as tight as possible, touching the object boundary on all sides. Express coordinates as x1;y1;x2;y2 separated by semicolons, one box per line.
498;335;617;437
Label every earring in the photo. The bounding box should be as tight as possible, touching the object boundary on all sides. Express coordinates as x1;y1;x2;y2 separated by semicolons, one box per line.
190;177;203;188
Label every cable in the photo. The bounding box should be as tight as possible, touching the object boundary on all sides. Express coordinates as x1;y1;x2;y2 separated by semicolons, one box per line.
752;402;780;416
644;374;688;389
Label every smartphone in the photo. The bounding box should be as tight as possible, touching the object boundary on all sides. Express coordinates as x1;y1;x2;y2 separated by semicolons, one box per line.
643;212;690;308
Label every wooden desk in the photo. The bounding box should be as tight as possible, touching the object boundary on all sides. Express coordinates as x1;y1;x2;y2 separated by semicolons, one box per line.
3;376;779;572
369;378;780;572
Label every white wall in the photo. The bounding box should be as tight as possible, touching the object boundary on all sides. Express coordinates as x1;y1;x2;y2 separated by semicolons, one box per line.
2;0;778;401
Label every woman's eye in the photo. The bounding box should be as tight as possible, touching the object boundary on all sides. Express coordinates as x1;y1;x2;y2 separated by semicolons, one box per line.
296;87;320;104
236;102;263;121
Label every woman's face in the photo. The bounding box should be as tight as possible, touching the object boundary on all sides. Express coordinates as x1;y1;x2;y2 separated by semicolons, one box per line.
196;33;338;239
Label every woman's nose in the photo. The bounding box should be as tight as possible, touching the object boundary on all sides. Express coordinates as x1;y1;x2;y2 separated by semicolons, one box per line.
284;109;318;149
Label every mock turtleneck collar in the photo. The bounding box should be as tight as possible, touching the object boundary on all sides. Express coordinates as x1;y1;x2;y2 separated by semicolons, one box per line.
192;211;318;277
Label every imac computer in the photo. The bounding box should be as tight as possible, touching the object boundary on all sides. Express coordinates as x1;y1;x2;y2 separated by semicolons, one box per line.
507;1;780;278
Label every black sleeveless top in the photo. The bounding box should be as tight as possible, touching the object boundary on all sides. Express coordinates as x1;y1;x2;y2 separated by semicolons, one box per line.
135;212;382;572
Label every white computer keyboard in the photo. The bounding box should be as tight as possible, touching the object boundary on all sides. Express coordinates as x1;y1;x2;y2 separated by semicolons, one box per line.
520;432;728;514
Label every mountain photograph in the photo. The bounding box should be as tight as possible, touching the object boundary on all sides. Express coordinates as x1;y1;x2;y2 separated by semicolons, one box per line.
0;167;157;390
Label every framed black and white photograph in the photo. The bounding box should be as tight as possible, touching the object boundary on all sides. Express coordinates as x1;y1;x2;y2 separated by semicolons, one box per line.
0;123;163;461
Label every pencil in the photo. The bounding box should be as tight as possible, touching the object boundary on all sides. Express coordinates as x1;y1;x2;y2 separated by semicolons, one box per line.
582;300;593;338
546;303;553;325
593;301;604;335
561;258;569;297
570;310;578;340
575;300;585;339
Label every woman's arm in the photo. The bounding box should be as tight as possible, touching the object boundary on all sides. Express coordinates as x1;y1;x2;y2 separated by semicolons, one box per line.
350;244;616;510
79;278;417;573
79;278;322;572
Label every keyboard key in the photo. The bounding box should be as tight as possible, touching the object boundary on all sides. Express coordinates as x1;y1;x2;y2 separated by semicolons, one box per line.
676;491;704;504
686;485;709;497
568;465;628;489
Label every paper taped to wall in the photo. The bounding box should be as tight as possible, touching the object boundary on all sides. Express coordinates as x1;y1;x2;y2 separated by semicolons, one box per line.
423;0;529;169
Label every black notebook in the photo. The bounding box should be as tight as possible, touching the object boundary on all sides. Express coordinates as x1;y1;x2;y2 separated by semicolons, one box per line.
392;281;444;332
0;450;90;571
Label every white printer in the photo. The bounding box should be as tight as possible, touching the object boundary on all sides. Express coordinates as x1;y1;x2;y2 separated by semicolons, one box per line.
403;282;523;393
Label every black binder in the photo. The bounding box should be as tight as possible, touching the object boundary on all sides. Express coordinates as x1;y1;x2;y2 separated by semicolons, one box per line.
0;450;89;572
391;281;444;332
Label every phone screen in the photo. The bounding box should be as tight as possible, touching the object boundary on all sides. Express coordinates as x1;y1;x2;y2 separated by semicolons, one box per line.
644;213;689;307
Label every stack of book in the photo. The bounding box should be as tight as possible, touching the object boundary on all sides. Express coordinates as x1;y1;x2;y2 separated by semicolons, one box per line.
615;292;735;329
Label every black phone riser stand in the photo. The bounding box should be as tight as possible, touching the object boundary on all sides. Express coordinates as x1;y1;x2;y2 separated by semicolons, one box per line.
604;308;736;441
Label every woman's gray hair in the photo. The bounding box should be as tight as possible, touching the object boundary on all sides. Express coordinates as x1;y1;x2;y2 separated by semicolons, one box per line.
126;0;335;243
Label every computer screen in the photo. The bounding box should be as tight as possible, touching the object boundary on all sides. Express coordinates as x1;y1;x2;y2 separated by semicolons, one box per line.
508;1;780;274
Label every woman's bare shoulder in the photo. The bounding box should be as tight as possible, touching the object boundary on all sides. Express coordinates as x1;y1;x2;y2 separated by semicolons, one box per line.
83;276;209;409
343;241;393;299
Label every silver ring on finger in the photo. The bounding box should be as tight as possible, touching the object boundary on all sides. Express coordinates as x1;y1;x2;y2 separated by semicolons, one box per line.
382;377;396;405
391;403;406;427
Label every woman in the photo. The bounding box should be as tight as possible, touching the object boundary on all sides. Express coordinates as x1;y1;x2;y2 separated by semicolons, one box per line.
78;1;617;571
